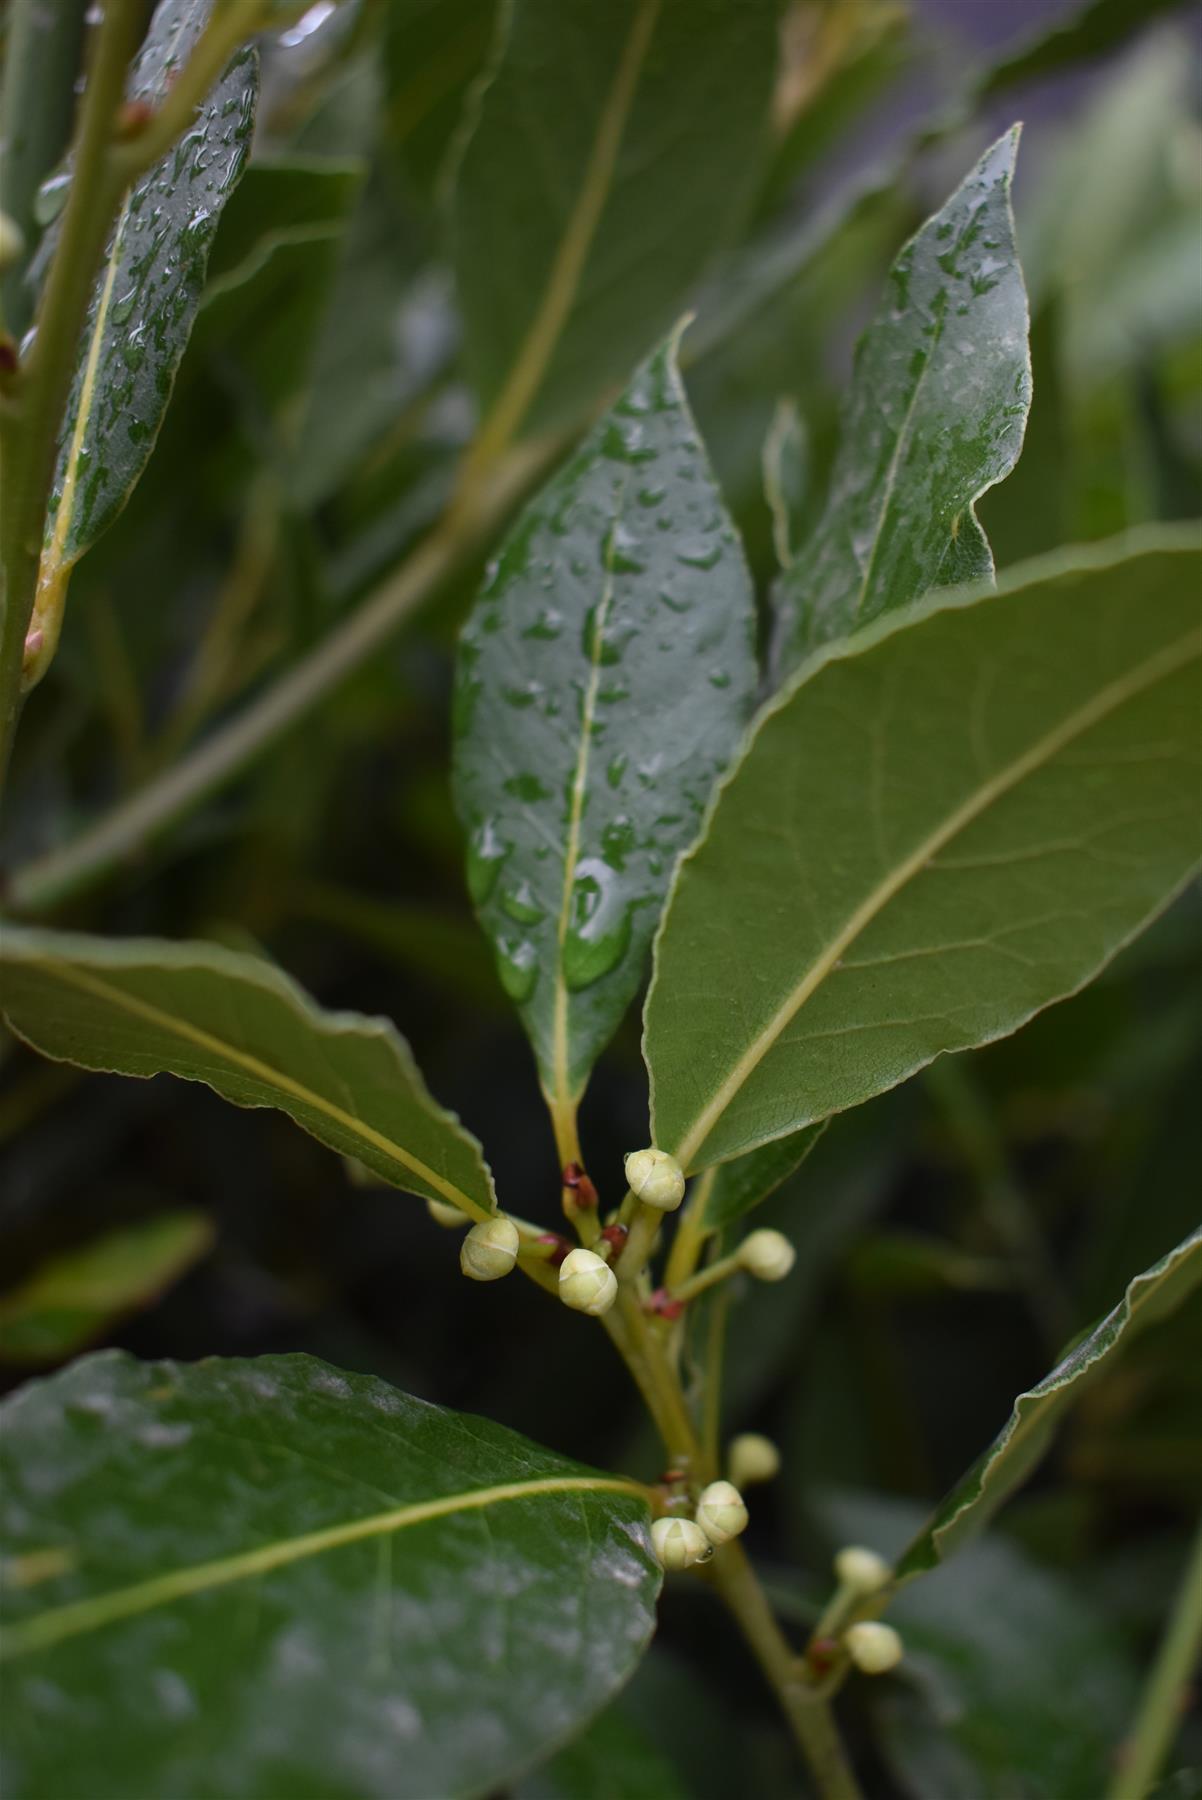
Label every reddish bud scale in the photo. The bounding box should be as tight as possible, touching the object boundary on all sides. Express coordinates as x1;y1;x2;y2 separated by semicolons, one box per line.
536;1233;571;1267
599;1223;629;1252
807;1637;839;1677
646;1287;684;1321
562;1162;583;1188
115;99;155;140
0;337;17;375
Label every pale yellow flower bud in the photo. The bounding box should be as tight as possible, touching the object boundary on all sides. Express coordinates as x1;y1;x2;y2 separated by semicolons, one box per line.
736;1229;796;1281
835;1545;891;1596
695;1480;749;1546
651;1516;712;1570
844;1621;903;1674
460;1217;520;1281
624;1147;686;1212
558;1247;618;1316
727;1433;781;1488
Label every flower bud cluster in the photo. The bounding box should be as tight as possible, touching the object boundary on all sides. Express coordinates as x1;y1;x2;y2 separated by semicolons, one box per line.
652;1479;750;1571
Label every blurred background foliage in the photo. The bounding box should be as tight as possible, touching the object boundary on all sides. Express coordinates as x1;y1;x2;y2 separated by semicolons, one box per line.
1;0;1200;1791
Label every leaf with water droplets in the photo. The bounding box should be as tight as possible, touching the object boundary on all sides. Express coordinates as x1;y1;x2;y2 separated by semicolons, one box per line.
451;0;777;451
453;326;757;1109
646;532;1202;1175
37;0;258;612
0;925;498;1220
0;1351;658;1799
772;129;1032;673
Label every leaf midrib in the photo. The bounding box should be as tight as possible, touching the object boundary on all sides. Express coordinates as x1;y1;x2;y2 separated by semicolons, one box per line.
8;956;490;1221
671;623;1202;1169
472;0;661;459
1;1474;646;1659
550;476;630;1106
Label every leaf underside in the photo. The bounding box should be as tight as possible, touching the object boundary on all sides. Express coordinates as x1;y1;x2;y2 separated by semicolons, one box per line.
896;1222;1202;1578
645;533;1202;1174
0;928;497;1219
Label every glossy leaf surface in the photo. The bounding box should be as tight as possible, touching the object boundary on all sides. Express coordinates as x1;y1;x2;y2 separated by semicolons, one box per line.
645;534;1202;1174
773;130;1030;668
452;0;777;446
0;927;497;1219
453;329;757;1103
0;1214;213;1364
0;1352;658;1799
41;0;258;586
896;1223;1202;1577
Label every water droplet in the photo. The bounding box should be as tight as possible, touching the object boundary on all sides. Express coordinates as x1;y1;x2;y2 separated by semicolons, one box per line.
601;817;636;871
466;819;509;904
658;588;690;614
580;605;622;666
606;753;627;790
609;523;644;575
501;880;545;926
496;935;538;1002
504;772;551;803
709;670;732;689
637;484;666;508
562;858;632;991
523;608;562;641
676;542;722;571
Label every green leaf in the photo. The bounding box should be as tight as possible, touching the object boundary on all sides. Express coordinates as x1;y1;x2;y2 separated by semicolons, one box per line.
453;327;758;1107
451;0;778;450
0;1213;213;1365
0;927;498;1219
895;1224;1202;1579
817;1493;1139;1800
699;1124;828;1234
40;0;258;592
644;532;1202;1175
773;129;1031;668
0;1352;658;1799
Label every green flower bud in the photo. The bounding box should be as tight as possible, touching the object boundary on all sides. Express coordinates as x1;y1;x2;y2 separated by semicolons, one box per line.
460;1217;520;1281
427;1196;469;1229
651;1516;712;1570
559;1247;618;1316
834;1545;891;1596
737;1228;795;1281
695;1479;749;1546
844;1621;903;1675
727;1432;781;1489
624;1147;686;1212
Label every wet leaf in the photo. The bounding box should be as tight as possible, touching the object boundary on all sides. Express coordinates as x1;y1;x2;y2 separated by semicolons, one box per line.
0;1214;214;1365
896;1223;1202;1578
0;1352;658;1800
0;927;497;1219
40;0;258;590
773;130;1031;670
644;532;1202;1174
451;0;777;448
452;327;757;1107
